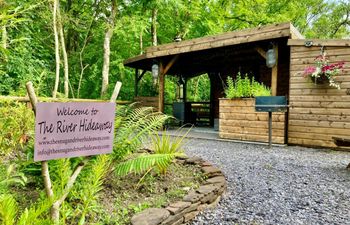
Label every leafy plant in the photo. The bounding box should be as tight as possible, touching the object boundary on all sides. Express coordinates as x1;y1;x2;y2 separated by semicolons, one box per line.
0;101;34;157
0;164;27;194
0;194;17;225
224;73;271;98
113;105;172;160
115;128;188;177
73;155;111;225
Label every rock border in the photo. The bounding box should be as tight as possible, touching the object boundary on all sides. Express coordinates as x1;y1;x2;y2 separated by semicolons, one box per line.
131;156;227;225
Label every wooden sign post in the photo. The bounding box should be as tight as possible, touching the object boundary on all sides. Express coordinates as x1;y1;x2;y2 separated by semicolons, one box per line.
25;81;121;224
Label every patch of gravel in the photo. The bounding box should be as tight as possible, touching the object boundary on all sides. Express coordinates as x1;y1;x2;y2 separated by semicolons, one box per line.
184;139;350;225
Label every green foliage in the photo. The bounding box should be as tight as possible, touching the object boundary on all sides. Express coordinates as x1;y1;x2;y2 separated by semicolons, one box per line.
0;101;34;157
115;153;181;177
224;73;271;98
0;194;17;225
186;74;210;102
74;155;111;225
0;163;50;225
113;105;172;160
0;164;27;194
115;128;188;177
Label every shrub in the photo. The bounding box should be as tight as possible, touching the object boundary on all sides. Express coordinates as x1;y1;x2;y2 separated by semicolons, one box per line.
0;101;34;158
224;73;271;98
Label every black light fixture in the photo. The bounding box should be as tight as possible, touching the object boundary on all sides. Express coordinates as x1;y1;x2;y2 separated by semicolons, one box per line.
266;44;276;68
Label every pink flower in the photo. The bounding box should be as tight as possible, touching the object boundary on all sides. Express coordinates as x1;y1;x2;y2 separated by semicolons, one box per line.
303;66;316;77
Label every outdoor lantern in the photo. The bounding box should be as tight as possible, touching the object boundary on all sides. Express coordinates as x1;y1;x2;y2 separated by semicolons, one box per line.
152;63;159;80
266;47;276;68
178;84;184;99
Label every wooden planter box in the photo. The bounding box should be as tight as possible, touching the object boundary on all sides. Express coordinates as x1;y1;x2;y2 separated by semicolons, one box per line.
219;98;285;144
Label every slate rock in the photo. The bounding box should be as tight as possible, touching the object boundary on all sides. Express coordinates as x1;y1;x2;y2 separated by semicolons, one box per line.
131;208;170;225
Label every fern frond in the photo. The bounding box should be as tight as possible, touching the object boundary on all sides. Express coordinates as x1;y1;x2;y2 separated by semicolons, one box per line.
115;153;183;177
0;194;17;225
17;199;52;225
113;106;171;160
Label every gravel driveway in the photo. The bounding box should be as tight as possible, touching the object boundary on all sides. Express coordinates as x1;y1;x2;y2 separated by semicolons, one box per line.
184;139;350;225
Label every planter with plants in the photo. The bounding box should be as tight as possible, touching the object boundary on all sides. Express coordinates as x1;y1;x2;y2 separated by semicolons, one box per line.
219;73;285;144
303;52;345;89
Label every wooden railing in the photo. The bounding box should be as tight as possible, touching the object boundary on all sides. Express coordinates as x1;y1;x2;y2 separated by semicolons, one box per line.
0;96;131;105
187;101;211;126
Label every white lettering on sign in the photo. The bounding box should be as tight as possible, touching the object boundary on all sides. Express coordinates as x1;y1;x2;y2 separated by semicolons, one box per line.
34;102;115;161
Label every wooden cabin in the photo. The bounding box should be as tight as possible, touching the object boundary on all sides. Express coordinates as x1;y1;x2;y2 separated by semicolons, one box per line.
124;22;350;149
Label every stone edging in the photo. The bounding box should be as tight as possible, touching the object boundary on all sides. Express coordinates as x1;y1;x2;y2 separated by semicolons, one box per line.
131;156;227;225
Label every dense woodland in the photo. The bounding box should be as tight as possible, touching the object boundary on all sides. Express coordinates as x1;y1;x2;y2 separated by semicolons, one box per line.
1;1;350;224
1;0;350;102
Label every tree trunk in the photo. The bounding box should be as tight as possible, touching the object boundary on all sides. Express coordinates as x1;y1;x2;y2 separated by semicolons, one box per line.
58;6;69;98
2;26;7;50
101;0;117;97
52;0;60;98
151;8;158;46
140;30;143;54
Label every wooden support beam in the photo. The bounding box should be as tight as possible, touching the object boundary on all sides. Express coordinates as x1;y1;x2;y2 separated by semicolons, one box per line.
134;69;147;97
137;70;146;82
255;47;266;59
158;62;164;112
135;69;139;97
163;55;179;75
271;44;278;96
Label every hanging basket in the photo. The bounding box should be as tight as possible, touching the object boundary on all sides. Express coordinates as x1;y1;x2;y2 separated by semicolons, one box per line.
310;74;328;85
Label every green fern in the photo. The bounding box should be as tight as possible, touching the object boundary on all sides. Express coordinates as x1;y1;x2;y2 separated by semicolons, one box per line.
115;153;183;177
113;106;172;160
0;193;52;225
74;155;111;225
16;199;52;225
115;128;189;176
0;194;17;225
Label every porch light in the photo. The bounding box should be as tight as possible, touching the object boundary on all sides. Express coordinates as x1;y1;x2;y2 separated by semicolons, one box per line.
152;63;159;80
266;47;276;68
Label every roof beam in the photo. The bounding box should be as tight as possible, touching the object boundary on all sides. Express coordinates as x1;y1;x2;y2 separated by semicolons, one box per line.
255;47;266;59
163;55;179;75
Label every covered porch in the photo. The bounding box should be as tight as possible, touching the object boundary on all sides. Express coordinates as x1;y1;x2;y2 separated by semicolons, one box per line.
124;22;303;128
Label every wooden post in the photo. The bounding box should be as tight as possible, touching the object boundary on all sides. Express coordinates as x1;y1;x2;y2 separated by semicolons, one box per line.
271;44;278;96
158;62;164;112
26;82;55;222
26;81;121;224
110;81;122;102
135;69;139;97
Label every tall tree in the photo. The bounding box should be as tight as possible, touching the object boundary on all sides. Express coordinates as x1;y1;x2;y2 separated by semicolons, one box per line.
52;0;60;98
57;6;69;98
101;0;117;97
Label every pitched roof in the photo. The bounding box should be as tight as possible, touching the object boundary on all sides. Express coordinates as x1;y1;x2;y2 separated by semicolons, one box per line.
124;22;303;76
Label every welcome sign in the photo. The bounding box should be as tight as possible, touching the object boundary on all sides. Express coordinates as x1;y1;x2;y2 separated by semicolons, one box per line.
34;102;115;161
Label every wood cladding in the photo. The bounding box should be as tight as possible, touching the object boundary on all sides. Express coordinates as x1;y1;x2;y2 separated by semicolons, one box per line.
288;42;350;148
134;96;159;111
219;99;285;144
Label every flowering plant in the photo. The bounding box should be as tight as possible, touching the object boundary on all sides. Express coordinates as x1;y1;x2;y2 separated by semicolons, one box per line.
303;53;345;89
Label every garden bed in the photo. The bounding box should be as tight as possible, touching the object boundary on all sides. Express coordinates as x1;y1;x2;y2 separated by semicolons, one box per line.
9;156;206;225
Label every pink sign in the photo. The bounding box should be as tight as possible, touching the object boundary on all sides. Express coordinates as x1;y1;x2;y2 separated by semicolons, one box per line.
34;102;115;161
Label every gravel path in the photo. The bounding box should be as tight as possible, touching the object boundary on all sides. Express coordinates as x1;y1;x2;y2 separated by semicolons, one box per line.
184;139;350;225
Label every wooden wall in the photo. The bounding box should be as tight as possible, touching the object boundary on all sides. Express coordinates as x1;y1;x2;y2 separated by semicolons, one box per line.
219;98;285;144
288;40;350;148
134;96;159;111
